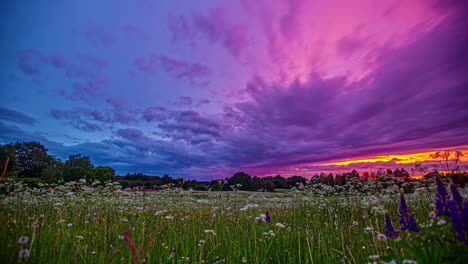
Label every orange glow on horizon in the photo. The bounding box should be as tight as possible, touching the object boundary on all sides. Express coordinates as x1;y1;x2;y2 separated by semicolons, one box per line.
324;146;468;166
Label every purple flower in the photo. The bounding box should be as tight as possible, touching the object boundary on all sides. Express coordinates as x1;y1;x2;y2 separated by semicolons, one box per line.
18;249;30;258
462;201;468;245
435;176;449;216
447;186;468;244
385;213;399;237
265;211;271;223
399;194;419;232
448;200;465;241
18;236;29;244
450;184;463;208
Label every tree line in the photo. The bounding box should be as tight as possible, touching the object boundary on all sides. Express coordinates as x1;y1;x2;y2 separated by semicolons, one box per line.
1;141;466;191
0;141;115;185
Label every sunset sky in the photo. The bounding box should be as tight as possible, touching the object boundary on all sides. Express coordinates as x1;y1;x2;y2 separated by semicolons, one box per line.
1;0;467;180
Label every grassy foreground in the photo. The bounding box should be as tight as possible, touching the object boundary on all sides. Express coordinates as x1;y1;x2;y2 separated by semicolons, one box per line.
0;179;467;263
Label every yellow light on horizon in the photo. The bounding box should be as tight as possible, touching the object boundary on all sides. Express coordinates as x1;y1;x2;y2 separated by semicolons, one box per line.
324;147;468;166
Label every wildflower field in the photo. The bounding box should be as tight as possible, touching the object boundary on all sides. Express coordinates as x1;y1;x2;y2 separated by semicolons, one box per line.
1;177;467;264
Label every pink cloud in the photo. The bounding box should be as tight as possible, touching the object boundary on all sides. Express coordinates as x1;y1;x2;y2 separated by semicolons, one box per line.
238;0;444;85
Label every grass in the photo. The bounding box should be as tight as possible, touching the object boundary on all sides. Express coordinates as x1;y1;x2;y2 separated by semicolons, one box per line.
0;179;467;263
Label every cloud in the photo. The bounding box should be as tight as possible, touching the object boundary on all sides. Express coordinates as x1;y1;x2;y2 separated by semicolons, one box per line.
196;98;211;107
67;78;106;101
134;55;157;74
0;107;37;125
50;103;137;132
76;53;107;69
51;109;102;132
168;14;195;44
86;28;116;47
173;96;193;107
17;49;48;75
50;53;69;68
192;8;249;59
160;56;212;86
336;35;365;58
121;24;147;39
168;8;248;59
204;4;468;173
154;110;222;145
117;128;144;140
142;106;171;122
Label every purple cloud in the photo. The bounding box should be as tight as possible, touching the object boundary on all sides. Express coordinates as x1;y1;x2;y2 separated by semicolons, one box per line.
51;109;101;132
86;28;116;47
62;54;106;80
204;6;468;171
121;24;147;39
154;110;222;144
193;8;248;58
67;77;106;101
173;96;193;107
168;8;248;59
117;128;144;140
77;53;107;69
17;49;48;75
196;98;211;107
142;106;170;122
50;53;69;68
51;101;137;132
134;55;157;74
168;14;195;44
160;56;212;85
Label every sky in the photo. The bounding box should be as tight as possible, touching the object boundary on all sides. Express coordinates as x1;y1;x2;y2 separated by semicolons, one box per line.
1;0;467;180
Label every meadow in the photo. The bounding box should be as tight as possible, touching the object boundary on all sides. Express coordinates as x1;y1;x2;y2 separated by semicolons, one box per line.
1;177;467;264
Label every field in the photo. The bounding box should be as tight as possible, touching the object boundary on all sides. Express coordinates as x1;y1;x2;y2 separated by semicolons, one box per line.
1;178;467;264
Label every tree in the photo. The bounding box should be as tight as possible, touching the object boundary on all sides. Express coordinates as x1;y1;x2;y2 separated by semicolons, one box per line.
228;172;253;190
89;166;115;182
271;175;287;189
0;143;21;178
63;154;94;181
286;175;307;188
40;166;63;183
429;150;464;174
14;141;58;178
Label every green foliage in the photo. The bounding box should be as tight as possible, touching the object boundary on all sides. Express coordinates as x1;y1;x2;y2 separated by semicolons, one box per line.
15;177;43;187
40;166;63;184
1;142;59;179
88;166;116;182
63;154;94;181
14;141;58;178
0;143;21;178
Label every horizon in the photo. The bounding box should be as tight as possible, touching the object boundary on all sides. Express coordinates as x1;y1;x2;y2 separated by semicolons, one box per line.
1;0;468;181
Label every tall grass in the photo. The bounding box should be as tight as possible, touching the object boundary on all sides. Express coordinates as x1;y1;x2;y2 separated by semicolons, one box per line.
0;179;466;263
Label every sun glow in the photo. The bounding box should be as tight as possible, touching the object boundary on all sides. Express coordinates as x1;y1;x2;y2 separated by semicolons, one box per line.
325;146;468;166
